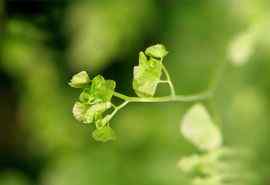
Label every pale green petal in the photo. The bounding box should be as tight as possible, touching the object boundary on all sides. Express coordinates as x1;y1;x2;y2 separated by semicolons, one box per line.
89;75;116;102
92;126;116;142
145;44;168;58
69;71;90;88
84;102;112;124
72;102;89;122
79;75;116;103
133;58;162;97
139;51;148;65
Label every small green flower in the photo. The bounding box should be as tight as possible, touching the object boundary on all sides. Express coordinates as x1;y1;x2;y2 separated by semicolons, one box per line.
72;101;111;124
69;44;223;144
145;44;168;58
72;101;89;123
69;71;90;88
79;75;116;104
84;102;112;124
92;126;116;142
133;56;162;97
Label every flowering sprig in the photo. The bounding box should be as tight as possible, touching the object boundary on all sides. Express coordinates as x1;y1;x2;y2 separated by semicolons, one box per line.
69;44;214;142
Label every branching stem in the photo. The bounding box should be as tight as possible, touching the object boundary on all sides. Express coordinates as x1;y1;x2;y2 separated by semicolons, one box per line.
158;80;169;84
161;63;176;96
110;59;226;121
110;90;212;121
107;101;129;122
113;91;212;103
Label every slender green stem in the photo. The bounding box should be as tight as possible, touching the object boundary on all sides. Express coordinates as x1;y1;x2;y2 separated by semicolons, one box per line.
113;92;130;100
111;103;117;109
161;64;176;96
110;91;211;123
110;58;227;121
107;101;129;122
158;80;169;84
113;91;212;103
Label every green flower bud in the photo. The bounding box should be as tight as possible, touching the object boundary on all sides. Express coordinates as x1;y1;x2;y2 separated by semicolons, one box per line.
72;102;88;122
84;102;112;124
145;44;168;58
92;126;116;142
69;71;90;88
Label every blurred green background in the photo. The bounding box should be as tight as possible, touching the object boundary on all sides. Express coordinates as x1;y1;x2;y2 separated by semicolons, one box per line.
0;0;270;185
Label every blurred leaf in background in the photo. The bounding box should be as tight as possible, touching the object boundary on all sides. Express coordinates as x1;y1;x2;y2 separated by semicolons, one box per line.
66;0;156;72
1;20;89;156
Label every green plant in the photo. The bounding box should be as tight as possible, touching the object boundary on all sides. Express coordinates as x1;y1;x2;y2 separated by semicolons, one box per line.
69;44;221;142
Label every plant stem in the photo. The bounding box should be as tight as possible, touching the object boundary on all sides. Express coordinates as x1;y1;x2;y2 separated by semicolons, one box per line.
110;58;226;120
161;64;176;96
113;91;212;103
107;101;129;122
110;91;211;123
158;80;169;83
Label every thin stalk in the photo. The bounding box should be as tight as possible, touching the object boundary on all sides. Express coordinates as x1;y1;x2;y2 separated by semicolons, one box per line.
113;91;212;103
110;58;227;120
107;101;129;122
158;80;169;84
161;64;176;96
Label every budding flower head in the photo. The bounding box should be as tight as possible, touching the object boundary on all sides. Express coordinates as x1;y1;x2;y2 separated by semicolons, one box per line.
92;126;116;142
145;44;168;58
69;71;90;88
72;102;89;123
84;102;112;124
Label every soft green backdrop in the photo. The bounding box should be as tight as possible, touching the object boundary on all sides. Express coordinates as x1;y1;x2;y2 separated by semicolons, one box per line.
0;0;269;185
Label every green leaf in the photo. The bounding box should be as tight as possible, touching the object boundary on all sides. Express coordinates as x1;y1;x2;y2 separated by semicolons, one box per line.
133;57;162;97
69;71;90;88
145;44;168;58
79;75;116;103
84;102;111;124
92;126;116;142
180;104;222;151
